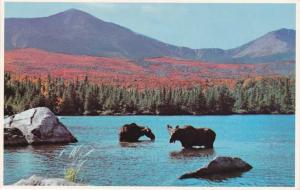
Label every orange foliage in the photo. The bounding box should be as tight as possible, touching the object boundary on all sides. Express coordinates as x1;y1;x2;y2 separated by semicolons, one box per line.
5;48;288;90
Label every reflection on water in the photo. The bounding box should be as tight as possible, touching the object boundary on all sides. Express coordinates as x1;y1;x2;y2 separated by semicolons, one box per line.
119;140;154;148
170;148;215;159
4;115;295;186
200;171;244;182
5;144;67;162
5;144;66;153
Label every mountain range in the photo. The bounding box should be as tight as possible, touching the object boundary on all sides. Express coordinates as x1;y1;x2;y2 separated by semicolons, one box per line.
5;9;295;64
4;9;295;88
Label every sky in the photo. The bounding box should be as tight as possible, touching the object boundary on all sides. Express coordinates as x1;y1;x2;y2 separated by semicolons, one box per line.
5;3;296;49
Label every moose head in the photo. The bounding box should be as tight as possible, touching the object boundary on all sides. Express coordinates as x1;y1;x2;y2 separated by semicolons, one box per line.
167;124;180;143
142;127;155;141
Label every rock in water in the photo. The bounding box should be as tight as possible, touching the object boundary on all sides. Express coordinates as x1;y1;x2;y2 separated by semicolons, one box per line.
4;107;77;146
14;175;82;186
4;127;28;146
180;156;252;179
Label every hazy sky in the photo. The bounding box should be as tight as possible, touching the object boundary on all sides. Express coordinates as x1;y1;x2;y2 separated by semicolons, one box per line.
5;3;296;49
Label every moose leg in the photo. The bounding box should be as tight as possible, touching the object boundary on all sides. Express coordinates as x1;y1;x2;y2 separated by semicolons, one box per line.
182;143;193;149
205;144;213;148
205;141;214;148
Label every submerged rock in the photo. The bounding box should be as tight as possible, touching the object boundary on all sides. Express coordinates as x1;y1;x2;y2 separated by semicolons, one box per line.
180;156;252;180
14;175;83;186
4;107;77;147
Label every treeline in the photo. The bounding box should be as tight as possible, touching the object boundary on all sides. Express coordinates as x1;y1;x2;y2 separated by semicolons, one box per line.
4;73;295;115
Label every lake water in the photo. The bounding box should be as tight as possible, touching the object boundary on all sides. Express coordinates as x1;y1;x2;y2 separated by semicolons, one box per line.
4;115;295;186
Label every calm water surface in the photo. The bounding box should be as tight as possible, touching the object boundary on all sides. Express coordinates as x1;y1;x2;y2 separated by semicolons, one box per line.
4;115;295;186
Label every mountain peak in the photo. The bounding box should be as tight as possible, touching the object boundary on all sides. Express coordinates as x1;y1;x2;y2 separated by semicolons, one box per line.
50;8;99;20
273;28;294;33
61;8;87;15
272;28;295;40
231;28;295;60
5;8;295;63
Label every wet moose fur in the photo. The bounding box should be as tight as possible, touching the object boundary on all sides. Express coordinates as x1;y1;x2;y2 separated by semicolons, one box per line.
119;123;155;142
167;125;216;149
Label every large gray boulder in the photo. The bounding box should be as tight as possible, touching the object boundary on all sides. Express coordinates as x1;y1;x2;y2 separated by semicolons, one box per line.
180;156;252;179
4;107;77;146
14;175;83;186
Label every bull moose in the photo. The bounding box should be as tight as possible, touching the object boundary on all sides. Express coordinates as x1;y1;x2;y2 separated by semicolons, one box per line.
167;125;216;149
119;123;155;142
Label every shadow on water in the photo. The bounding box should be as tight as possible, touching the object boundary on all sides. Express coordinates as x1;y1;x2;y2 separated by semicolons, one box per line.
4;144;68;159
170;148;215;159
119;140;154;148
198;171;245;182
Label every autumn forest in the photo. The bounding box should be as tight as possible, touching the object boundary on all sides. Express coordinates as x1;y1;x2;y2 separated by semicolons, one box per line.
4;73;295;116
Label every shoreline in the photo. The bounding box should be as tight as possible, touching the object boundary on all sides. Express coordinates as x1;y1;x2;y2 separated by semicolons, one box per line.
56;112;295;117
5;112;294;119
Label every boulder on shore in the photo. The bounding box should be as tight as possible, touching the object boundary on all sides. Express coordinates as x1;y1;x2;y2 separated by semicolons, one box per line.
4;107;77;147
14;175;83;186
180;156;252;179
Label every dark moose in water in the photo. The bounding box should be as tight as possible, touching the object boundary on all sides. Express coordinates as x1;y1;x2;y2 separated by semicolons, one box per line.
119;123;155;142
167;125;216;148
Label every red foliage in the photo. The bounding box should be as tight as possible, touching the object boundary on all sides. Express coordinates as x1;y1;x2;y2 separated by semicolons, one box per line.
5;48;288;90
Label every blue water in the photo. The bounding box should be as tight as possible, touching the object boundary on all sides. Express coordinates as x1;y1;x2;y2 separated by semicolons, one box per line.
4;115;295;186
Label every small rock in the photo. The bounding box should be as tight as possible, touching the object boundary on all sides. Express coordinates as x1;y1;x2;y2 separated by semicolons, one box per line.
14;175;83;186
180;156;252;180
